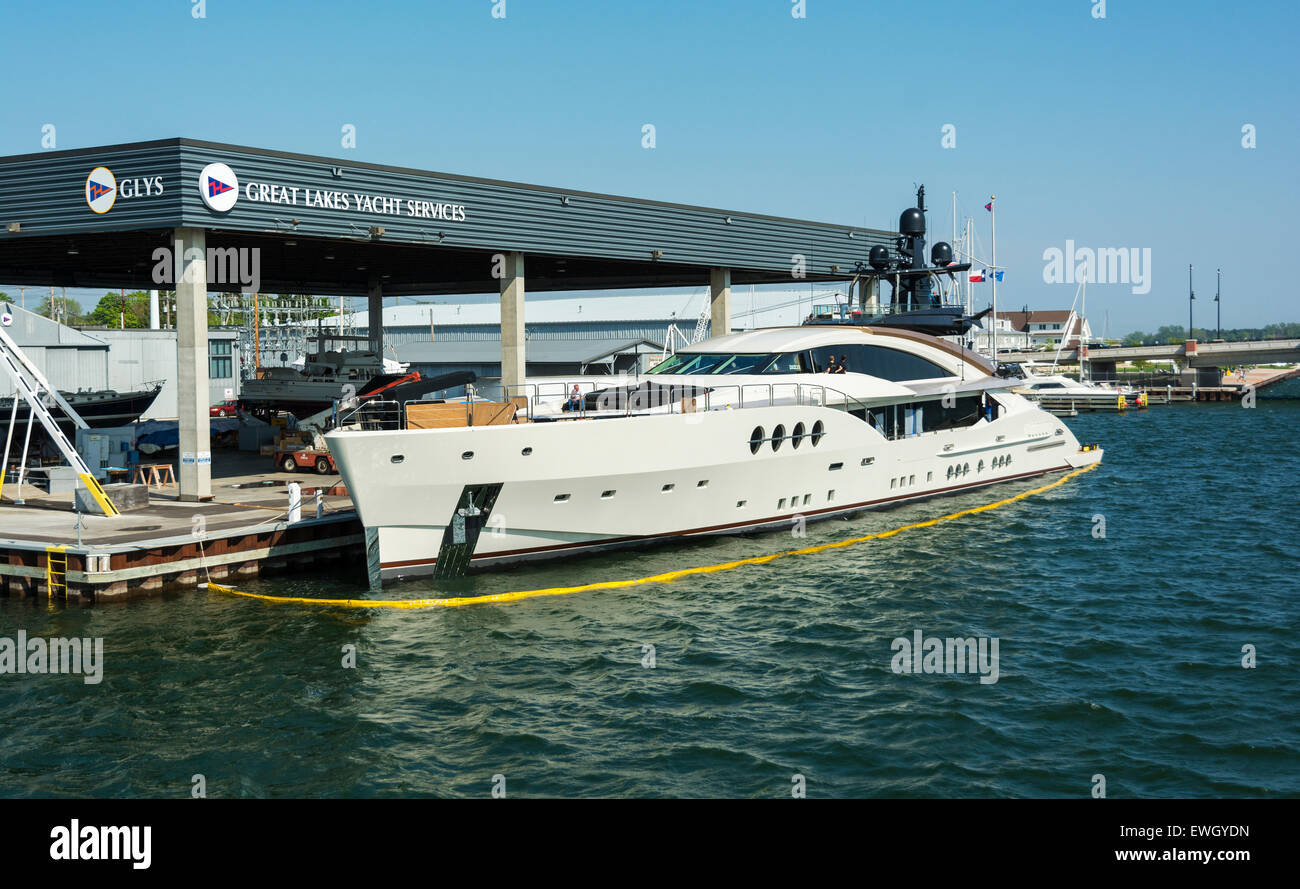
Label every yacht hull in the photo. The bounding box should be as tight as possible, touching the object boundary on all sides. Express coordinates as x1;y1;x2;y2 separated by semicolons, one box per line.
328;396;1102;582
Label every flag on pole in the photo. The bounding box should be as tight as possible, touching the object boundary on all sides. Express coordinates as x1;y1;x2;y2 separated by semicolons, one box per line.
992;270;1004;282
985;200;993;212
969;270;985;283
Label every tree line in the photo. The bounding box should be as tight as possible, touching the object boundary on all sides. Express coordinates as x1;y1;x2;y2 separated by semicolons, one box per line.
1121;323;1300;346
0;291;333;328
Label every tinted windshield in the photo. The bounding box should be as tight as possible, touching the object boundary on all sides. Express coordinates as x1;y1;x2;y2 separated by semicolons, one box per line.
651;353;776;375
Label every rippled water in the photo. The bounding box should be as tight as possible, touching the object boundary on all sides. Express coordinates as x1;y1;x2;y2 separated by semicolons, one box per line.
2;401;1297;798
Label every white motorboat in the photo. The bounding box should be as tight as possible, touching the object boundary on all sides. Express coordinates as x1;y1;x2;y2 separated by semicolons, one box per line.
326;324;1103;583
1012;369;1135;410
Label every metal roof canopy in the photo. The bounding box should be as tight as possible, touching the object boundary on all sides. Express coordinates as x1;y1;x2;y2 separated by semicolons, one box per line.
0;138;896;295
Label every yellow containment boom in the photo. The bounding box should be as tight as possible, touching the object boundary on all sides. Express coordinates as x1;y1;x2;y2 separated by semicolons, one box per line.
208;462;1099;611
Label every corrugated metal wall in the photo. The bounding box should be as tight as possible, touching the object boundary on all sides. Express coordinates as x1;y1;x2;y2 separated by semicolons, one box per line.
2;139;893;274
94;329;239;419
0;345;108;398
0;141;184;236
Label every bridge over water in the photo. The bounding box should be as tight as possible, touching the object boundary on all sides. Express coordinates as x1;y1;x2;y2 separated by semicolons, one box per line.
997;339;1300;368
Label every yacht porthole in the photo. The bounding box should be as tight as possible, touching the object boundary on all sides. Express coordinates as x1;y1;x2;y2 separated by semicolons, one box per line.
461;451;474;460
963;462;970;474
811;420;825;446
521;447;533;456
749;426;764;455
771;424;785;452
601;490;616;499
828;462;843;471
554;494;570;503
662;483;675;493
390;455;404;464
791;422;805;449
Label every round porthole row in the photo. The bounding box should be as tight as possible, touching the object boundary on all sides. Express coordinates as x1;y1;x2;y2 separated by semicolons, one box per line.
771;424;785;452
749;426;764;455
791;422;805;449
811;420;825;446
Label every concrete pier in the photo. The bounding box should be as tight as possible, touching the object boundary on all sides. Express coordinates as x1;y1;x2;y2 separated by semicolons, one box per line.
174;227;211;501
499;252;526;397
710;267;731;338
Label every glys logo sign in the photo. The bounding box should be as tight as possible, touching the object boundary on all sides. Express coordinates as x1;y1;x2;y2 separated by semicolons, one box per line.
85;166;116;214
83;166;165;214
198;162;238;212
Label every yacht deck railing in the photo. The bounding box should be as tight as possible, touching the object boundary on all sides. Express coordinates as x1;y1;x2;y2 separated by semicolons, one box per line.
332;379;877;432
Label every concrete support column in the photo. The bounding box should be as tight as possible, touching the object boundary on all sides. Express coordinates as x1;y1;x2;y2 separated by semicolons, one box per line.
174;227;211;501
858;277;880;312
367;278;383;358
149;289;160;330
709;267;731;338
499;252;526;397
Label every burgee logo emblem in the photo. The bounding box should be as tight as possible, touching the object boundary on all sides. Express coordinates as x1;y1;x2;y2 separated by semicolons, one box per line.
198;162;239;212
85;166;117;214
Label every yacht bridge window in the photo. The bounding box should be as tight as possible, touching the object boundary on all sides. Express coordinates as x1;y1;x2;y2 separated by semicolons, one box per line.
652;344;951;382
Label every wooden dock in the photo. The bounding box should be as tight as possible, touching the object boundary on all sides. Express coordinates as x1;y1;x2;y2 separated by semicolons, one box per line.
1;452;363;601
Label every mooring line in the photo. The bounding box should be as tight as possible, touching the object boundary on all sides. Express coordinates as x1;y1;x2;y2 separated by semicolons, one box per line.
207;462;1099;611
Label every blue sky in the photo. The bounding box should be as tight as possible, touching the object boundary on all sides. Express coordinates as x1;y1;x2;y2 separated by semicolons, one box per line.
3;0;1297;334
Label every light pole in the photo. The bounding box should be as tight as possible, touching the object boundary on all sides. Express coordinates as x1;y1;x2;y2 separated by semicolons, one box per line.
1188;264;1195;341
1215;268;1221;340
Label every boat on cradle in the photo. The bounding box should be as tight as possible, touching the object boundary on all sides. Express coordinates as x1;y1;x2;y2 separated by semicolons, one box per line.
0;382;163;433
240;333;413;419
326;324;1103;582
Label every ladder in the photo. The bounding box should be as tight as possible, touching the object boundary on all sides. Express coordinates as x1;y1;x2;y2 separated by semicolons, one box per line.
692;307;709;343
45;545;68;599
0;315;120;517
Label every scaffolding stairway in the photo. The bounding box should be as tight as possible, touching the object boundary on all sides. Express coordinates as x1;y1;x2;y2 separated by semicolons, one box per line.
0;313;120;517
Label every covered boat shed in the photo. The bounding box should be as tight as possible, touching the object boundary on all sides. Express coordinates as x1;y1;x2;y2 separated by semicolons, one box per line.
0;138;896;500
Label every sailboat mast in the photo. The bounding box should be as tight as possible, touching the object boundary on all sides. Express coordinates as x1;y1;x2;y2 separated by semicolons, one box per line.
964;217;973;318
951;191;957;306
1080;275;1088;383
989;195;997;364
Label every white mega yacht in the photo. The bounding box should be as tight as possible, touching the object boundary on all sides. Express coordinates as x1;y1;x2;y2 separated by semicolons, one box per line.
325;324;1102;582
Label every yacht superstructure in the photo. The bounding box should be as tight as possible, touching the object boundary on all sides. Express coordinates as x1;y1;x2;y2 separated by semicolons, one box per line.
326;324;1102;583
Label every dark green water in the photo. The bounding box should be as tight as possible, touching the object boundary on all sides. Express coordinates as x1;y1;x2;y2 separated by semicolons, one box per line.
2;401;1297;798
